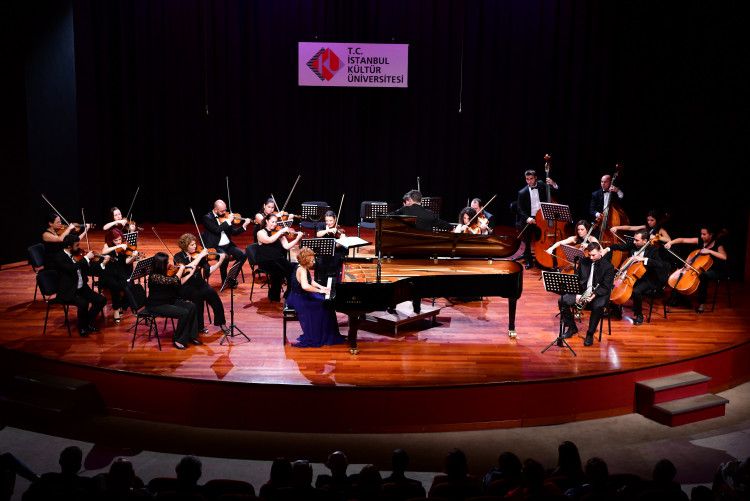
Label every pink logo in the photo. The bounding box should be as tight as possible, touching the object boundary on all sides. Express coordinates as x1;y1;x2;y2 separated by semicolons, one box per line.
306;47;342;81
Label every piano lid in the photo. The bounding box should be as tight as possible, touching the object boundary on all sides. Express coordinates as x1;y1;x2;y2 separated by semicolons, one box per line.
376;216;521;258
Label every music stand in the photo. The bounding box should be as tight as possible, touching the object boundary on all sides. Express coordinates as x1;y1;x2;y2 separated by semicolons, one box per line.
561;245;587;272
422;197;442;215
124;231;139;248
301;203;329;231
300;237;335;257
128;256;153;284
541;271;581;356
540;202;572;225
219;260;250;344
364;202;392;221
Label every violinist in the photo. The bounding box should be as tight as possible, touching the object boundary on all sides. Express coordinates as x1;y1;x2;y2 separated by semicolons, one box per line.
470;198;495;234
42;212;90;267
546;220;599;256
315;210;347;284
48;234;108;337
516;169;558;269
590;175;624;224
255;213;302;302
99;228;139;323
175;233;230;334
254;198;277;242
558;243;615;347
147;252;200;349
611;210;671;242
602;229;670;325
389;190;452;232
102;207;136;233
454;207;482;234
663;226;727;313
202;200;250;284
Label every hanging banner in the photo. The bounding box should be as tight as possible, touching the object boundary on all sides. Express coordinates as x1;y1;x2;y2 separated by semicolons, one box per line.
298;42;408;88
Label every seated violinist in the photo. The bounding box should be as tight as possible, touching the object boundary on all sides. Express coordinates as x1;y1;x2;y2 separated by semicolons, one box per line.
202;200;250;284
253;213;303;302
175;234;230;334
99;228;139;323
147;252;200;349
49;234;108;337
454;207;482;234
102;207;136;233
42;212;90;268
611;210;670;241
663;225;727;313
470;198;495;234
315;210;347;284
546;220;599;256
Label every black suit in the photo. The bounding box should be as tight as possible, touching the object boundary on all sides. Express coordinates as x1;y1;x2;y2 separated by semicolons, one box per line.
390;204;452;232
559;257;615;334
608;242;668;316
478;209;496;233
202;211;247;282
49;251;106;329
516;182;555;263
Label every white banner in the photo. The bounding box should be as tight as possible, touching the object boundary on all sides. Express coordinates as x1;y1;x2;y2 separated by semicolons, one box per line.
298;42;408;88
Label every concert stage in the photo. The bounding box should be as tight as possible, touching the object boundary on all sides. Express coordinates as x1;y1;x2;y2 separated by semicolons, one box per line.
1;224;748;433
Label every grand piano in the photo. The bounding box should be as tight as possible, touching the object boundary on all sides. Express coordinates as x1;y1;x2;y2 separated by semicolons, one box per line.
324;216;523;354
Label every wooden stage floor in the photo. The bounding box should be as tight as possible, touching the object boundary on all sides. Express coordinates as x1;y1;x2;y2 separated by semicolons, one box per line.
1;223;748;432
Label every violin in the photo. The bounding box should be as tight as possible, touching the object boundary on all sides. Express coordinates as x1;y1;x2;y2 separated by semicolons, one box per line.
191;244;221;261
218;213;253;226
272;211;297;221
270;226;303;237
166;263;193;277
610;234;661;305
116;219;144;232
57;223;95;235
72;248;106;262
115;244;139;257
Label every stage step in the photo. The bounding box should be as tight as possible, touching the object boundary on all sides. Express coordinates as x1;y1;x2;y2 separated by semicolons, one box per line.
0;369;105;425
635;371;728;426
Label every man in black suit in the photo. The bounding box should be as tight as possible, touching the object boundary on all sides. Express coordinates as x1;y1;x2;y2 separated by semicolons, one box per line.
516;169;558;269
471;198;496;234
202;199;251;283
390;190;452;232
590;174;624;224
603;229;669;325
558;242;615;347
49;234;108;337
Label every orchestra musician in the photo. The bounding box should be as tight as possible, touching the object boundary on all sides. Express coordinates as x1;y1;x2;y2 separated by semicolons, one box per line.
590;175;624;224
102;207;136;233
470;198;495;234
516;169;558;269
48;234;108;337
402;192;413;206
202;200;251;284
254;198;277;226
546;220;599;256
389;190;452;232
147;252;200;349
175;234;230;334
611;210;670;242
315;210;347;284
254;213;303;302
602;229;670;325
42;213;90;267
558;243;615;347
663;225;727;314
99;228;139;323
454;207;481;234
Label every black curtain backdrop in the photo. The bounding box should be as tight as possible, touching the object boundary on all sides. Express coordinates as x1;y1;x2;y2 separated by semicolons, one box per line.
7;1;746;273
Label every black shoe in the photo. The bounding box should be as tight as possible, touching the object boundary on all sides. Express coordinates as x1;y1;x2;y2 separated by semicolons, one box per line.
583;333;594;346
696;304;705;314
525;262;533;270
268;296;281;302
563;327;578;339
79;329;89;338
633;315;644;326
172;340;187;350
199;328;209;334
86;325;99;333
221;326;231;335
190;339;203;345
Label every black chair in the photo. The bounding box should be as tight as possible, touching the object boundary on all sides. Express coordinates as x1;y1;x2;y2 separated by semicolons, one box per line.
124;282;174;350
708;275;732;312
644;285;668;323
27;243;45;301
36;269;72;337
299;201;329;231
357;200;388;237
245;243;271;301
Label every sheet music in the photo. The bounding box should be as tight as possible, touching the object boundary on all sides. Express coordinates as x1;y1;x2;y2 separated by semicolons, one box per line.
335;236;369;248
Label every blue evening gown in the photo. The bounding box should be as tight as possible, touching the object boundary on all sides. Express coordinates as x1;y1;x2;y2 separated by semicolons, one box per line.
287;266;346;348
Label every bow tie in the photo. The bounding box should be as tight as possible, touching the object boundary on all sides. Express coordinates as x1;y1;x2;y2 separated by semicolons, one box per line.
530;186;538;190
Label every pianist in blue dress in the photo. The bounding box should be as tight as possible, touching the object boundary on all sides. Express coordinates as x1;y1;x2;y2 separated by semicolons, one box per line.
288;247;346;348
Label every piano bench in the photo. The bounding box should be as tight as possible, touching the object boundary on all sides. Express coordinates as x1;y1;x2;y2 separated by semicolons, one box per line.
282;303;298;345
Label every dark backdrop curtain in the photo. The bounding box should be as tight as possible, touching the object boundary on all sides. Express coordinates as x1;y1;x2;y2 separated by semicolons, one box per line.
9;0;746;272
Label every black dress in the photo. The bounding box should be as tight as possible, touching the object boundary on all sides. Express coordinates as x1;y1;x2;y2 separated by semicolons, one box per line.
98;250;133;311
256;229;296;301
174;251;226;329
147;273;199;345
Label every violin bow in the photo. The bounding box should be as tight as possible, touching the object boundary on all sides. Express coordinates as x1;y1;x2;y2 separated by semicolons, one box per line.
417;177;421;193
124;186;140;224
270;194;280;213
336;193;345;227
41;194;70;226
226;176;233;213
81;208;91;251
189;207;210;250
151;227;175;258
466;194;497;226
280;175;301;214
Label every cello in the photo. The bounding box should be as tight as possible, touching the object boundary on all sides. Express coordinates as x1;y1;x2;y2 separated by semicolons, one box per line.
596;164;629;267
533;154;574;269
666;228;727;295
609;234;660;305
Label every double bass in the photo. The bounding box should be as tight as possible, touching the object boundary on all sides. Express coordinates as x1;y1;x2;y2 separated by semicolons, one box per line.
596;164;629;267
533;154;574;269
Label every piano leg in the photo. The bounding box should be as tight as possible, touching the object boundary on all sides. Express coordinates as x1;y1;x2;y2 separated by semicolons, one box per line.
347;314;361;355
508;299;518;339
412;297;421;314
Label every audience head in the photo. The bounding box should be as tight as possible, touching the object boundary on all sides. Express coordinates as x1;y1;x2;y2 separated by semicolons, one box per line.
326;451;349;476
269;457;292;485
391;449;410;474
108;458;135;491
522;458;545;490
497;451;523;478
585;457;609;487
175;455;202;487
291;460;313;487
652;458;677;483
691;485;713;501
297;247;316;269
59;446;83;475
357;465;383;495
444;448;468;479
